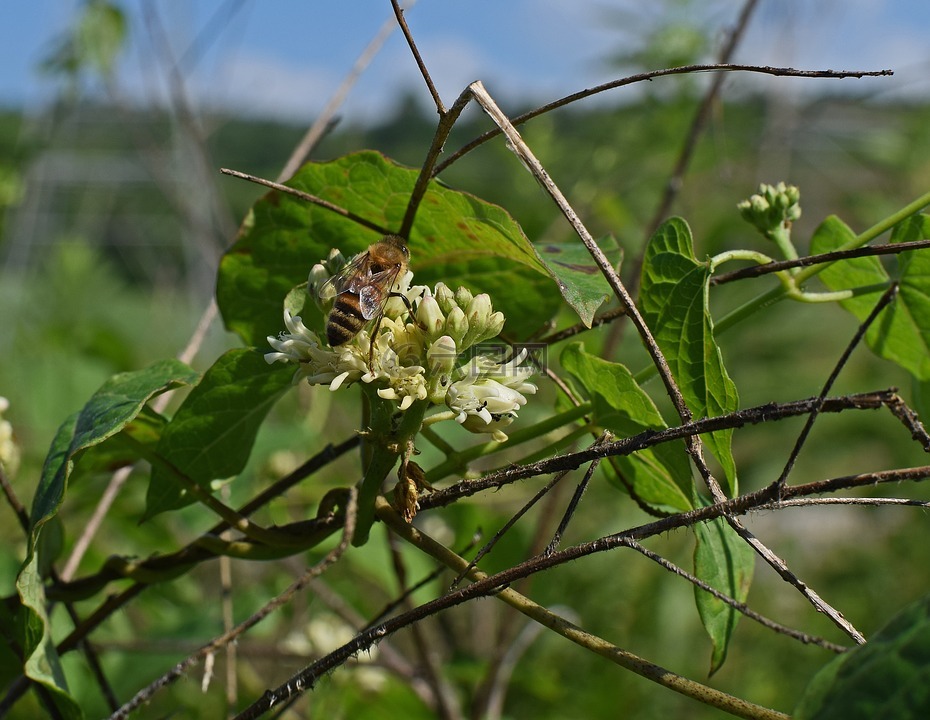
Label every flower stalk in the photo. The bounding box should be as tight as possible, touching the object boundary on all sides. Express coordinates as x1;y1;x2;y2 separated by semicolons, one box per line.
354;387;428;546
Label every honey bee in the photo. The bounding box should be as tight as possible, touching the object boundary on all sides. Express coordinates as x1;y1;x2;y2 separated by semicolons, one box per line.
321;234;411;347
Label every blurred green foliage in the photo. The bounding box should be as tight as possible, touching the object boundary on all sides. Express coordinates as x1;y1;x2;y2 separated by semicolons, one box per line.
1;81;930;718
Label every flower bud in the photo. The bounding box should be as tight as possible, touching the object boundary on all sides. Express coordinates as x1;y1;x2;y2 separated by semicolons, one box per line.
433;282;457;315
443;306;469;346
427;336;457;403
460;410;515;442
460;294;494;349
479;311;506;345
454;286;474;309
416;295;446;341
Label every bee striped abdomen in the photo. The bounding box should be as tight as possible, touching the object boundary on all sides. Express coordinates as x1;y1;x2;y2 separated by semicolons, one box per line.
327;292;365;346
320;235;410;349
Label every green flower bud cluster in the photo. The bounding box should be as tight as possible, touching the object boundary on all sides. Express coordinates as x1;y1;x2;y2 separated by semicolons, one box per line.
738;182;801;239
417;282;505;351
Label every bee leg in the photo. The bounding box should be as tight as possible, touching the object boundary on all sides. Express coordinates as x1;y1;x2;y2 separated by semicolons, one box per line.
389;291;427;331
367;313;385;368
389;291;415;314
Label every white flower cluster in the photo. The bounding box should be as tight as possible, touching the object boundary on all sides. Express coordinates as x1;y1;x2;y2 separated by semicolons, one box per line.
265;251;536;441
0;397;20;477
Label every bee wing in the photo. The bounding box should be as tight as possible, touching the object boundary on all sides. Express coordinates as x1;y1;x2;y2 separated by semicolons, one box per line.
357;265;404;319
357;285;386;320
319;250;372;297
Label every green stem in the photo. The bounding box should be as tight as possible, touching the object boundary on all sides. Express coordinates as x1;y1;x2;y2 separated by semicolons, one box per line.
425;402;592;484
709;249;776;271
802;187;930;275
420;424;456;455
767;225;799;263
353;388;428;546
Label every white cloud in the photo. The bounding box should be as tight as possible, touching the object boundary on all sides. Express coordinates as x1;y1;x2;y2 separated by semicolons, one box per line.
194;52;339;121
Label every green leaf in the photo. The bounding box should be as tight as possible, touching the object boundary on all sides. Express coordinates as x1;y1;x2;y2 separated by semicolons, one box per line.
218;151;603;346
560;343;692;511
68;407;168;486
145;349;295;518
795;593;930;719
693;514;755;674
639;217;739;495
813;214;930;380
12;413;82;718
14;553;83;719
811;215;887;303
13;359;197;719
536;237;621;327
30;359;200;531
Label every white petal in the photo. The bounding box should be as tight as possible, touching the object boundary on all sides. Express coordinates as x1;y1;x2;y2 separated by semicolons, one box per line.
329;371;351;391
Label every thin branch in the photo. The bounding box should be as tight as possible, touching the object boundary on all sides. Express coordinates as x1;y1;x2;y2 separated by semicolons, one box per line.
758;497;930;509
218;168;392;235
705;285;904;646
60;467;131;583
364;533;481;629
726;515;865;643
468;82;693;427
450;467;575;590
433;64;892;176
278;4;408;180
421;390;900;510
625;539;847;653
108;489;358;720
469;82;722;550
208;435;361;535
775;284;900;488
644;0;761;239
391;0;445;113
230;497;791;720
711;238;930;286
399;87;475;237
537;306;627;345
884;393;930;451
0;462;30;533
545;444;605;554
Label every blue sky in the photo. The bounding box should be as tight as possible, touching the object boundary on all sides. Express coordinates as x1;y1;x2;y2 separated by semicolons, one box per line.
3;1;930;122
